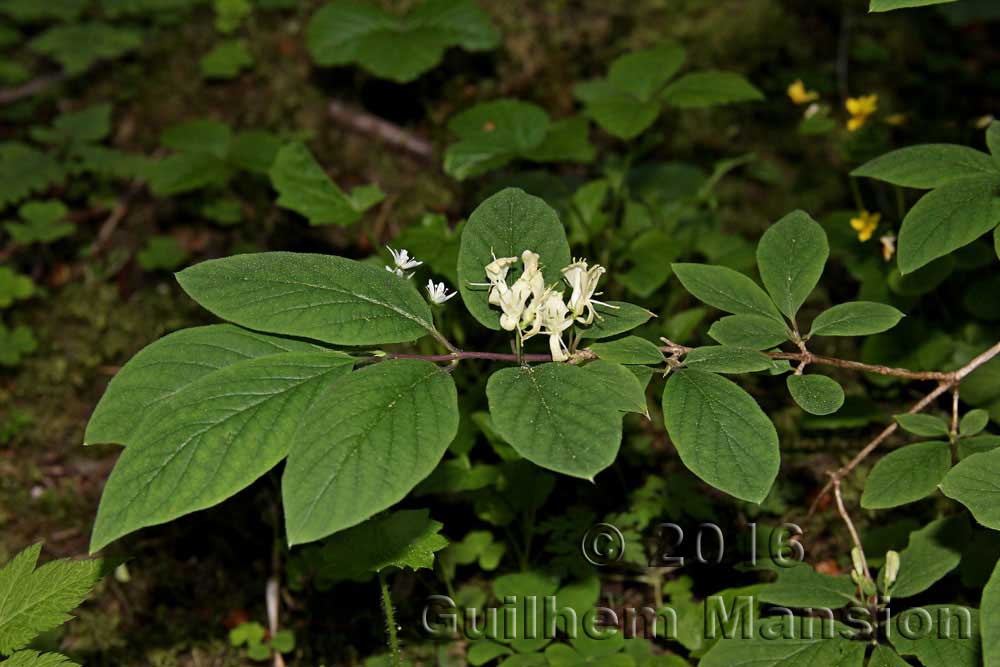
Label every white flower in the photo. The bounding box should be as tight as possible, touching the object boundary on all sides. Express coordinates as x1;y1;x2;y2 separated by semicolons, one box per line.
519;250;545;300
386;245;422;278
562;259;608;324
426;280;457;305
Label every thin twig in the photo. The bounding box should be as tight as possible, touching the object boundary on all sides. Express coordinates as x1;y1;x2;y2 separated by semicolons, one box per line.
0;72;66;106
832;476;870;583
951;385;960;438
328;100;434;160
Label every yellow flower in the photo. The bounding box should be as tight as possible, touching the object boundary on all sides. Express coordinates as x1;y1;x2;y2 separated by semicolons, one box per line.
884;113;906;126
846;94;878;131
787;79;819;105
850;210;881;242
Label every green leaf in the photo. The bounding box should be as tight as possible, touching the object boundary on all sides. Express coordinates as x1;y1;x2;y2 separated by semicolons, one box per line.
868;645;911;667
0;325;37;367
574;79;661;140
176;252;437;345
228;130;281;174
887;515;970;598
456;188;571;330
894;413;950;437
787;374;845;416
860;441;952;509
662;369;779;503
870;0;957;11
0;651;78;667
520;116;595;164
306;0;499;83
808;301;904;337
293;509;447;583
987;121;1000;163
959;434;1000;460
283;359;458;545
270;630;295;654
683;346;772;373
897;175;1000;274
580;360;649;416
0;267;35;308
269;142;383;226
707;314;789;349
660;71;763;108
0;143;64;209
673;263;783;322
889;605;980;667
148;152;231;196
701;618;865;667
136;235;189;271
444;100;550;179
851;145;997;188
486;362;636;480
756;210;828;319
161;120;233;158
984;560;1000;667
0;0;88;21
960;409;990;437
607;44;686;102
4;201;73;244
229;622;265;647
0;544;103;655
200;39;253;79
90;352;354;552
577;301;654;339
587;336;663;365
85;325;325;446
33;104;112;146
758;563;856;608
941;448;1000;530
29;23;142;74
618;228;678;296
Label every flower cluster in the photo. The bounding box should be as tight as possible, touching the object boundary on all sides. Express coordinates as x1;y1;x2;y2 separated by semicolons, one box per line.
846;94;878;132
474;250;609;361
850;209;880;242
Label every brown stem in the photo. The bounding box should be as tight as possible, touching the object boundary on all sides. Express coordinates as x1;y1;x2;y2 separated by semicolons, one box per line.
0;72;65;106
328;100;434;160
385;349;596;364
832;476;870;583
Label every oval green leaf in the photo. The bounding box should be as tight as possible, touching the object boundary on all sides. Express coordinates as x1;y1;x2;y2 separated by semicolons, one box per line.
707;313;790;349
756;210;828;319
787;374;844;416
808;301;904;337
851;144;996;188
861;441;952;509
941;448;1000;530
672;263;782;322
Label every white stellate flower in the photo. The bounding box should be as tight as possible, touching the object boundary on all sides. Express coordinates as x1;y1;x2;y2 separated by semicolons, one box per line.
385;245;423;278
562;258;609;325
426;280;457;305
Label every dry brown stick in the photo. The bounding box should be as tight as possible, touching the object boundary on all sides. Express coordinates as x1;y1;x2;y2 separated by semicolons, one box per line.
328;100;434;160
0;72;66;106
832;476;870;583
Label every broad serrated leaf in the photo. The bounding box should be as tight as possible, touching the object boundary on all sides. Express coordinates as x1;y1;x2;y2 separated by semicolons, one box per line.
661;71;763;108
0;651;78;667
756;210;828;319
894;413;950;437
787;374;844;416
306;0;499;83
887;515;969;598
269;142;382;226
683;346;771;373
283;359;458;545
673;263;783;322
176;252;437;345
90;352;354;552
851;145;997;188
293;509;447;585
940;448;1000;530
587;336;663;365
85;325;325;445
808;301;904;337
0;143;64;209
861;441;951;509
456;188;571;330
897;175;1000;274
444;99;550;179
574;79;661;140
707;314;789;349
889;605;980;667
486;362;635;480
662;369;779;503
700;618;865;667
577;301;654;339
758;563;856;608
984;561;1000;667
607;44;686;102
0;545;102;655
29;23;142;74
